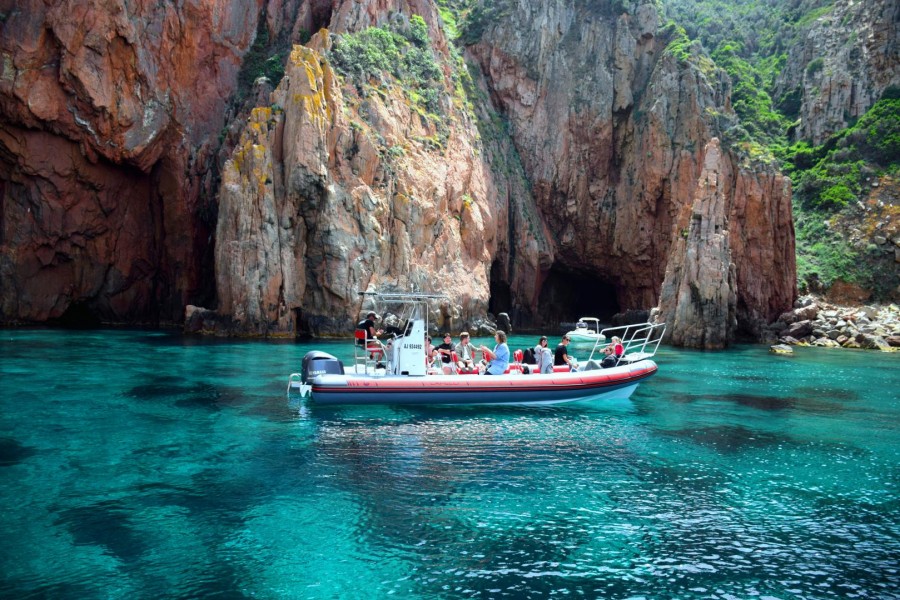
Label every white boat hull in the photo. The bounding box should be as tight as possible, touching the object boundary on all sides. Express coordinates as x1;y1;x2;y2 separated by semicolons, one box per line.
295;360;657;406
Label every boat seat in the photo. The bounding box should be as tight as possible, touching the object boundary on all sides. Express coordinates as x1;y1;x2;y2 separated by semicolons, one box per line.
552;365;574;373
354;329;384;357
503;348;525;374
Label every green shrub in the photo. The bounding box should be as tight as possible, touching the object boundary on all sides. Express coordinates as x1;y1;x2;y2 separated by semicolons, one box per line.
794;215;859;290
858;98;900;162
329;17;447;116
330;27;403;82
805;57;824;76
818;183;854;209
237;20;288;97
786;98;899;211
407;14;430;47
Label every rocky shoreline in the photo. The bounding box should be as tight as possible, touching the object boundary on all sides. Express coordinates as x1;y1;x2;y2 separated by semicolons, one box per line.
765;295;900;353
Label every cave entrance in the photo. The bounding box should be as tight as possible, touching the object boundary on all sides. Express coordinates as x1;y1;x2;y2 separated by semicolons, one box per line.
488;260;511;317
537;268;620;329
50;301;102;329
307;1;334;39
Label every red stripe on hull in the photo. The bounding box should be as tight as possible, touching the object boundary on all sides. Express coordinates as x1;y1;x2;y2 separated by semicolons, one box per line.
312;363;657;396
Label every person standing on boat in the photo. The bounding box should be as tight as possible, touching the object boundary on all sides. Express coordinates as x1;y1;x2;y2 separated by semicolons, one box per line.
455;332;477;371
554;335;578;371
480;330;510;375
534;335;553;374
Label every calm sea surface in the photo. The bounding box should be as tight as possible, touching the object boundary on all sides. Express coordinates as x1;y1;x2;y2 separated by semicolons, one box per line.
1;329;898;599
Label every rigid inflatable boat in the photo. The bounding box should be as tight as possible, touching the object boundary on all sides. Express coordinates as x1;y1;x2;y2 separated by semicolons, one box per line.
288;292;665;407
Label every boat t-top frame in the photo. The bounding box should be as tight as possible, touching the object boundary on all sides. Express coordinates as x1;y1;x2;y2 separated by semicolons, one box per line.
357;290;449;376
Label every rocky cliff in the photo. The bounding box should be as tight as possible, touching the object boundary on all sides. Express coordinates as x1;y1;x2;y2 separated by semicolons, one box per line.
1;0;797;347
0;0;260;323
466;0;795;345
775;0;900;145
211;2;550;336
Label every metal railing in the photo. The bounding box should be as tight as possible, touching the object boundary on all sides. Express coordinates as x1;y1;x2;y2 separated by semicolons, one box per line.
585;321;667;365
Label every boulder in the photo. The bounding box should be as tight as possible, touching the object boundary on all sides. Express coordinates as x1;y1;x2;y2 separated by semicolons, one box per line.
855;333;893;351
778;309;799;325
861;306;879;320
183;305;233;335
770;344;794;355
785;320;814;339
795;304;819;321
794;295;816;309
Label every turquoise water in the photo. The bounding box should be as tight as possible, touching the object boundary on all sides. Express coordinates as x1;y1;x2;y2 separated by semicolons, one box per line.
1;329;898;599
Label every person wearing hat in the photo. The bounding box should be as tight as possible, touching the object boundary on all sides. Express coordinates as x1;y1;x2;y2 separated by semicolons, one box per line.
356;310;383;346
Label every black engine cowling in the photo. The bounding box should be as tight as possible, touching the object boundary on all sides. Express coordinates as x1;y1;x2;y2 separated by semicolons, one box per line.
301;351;345;383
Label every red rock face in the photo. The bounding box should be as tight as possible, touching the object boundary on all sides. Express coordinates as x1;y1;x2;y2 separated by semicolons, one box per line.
468;3;796;345
657;139;795;347
0;0;260;322
1;0;797;347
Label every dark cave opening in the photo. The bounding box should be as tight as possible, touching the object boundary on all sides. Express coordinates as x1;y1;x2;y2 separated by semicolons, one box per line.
537;267;620;328
488;260;511;317
50;301;102;329
307;0;334;35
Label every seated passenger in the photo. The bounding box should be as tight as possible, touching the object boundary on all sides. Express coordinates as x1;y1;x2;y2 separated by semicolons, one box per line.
479;330;510;375
554;335;578;371
435;332;455;374
356;311;383;345
455;332;477;371
610;336;624;357
425;335;438;367
534;335;553;374
600;345;619;368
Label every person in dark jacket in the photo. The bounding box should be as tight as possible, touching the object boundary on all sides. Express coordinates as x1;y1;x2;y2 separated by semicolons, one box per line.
356;311;382;345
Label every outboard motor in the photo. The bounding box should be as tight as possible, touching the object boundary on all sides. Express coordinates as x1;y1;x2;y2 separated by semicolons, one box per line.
301;351;345;384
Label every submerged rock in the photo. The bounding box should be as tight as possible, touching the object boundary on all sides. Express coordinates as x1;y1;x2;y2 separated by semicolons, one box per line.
770;344;793;355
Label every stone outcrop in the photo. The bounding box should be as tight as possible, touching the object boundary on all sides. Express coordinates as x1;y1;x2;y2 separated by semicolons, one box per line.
775;0;900;145
212;10;549;335
657;139;796;347
0;0;260;323
656;139;738;348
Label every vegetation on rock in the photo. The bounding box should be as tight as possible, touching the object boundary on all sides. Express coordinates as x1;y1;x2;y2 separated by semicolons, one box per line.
663;0;898;301
329;15;445;116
